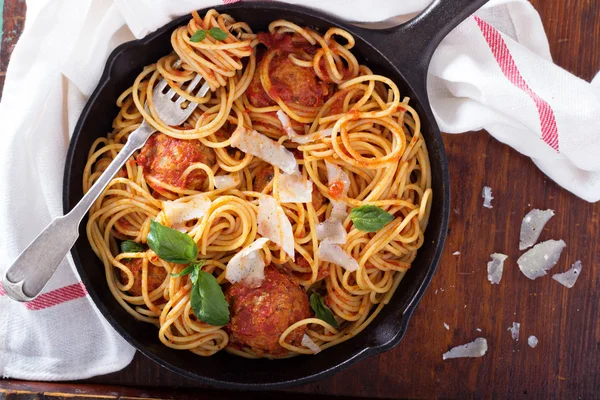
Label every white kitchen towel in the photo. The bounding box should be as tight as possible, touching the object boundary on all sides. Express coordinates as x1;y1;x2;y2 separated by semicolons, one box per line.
1;0;599;381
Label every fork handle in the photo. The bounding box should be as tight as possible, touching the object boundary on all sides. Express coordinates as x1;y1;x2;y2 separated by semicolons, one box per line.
2;121;155;302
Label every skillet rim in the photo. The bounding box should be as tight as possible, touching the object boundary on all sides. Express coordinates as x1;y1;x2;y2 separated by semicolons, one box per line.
63;1;450;389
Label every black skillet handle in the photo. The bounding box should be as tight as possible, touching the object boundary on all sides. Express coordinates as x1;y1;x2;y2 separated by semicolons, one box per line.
352;0;489;100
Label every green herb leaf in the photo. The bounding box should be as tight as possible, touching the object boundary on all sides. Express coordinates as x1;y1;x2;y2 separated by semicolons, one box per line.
208;27;228;41
310;292;339;329
190;271;229;326
170;265;195;278
190;29;207;42
169;260;205;284
349;205;395;232
147;220;198;264
120;240;144;254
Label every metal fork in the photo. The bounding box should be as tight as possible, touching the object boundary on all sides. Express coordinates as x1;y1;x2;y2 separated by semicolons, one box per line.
2;74;210;302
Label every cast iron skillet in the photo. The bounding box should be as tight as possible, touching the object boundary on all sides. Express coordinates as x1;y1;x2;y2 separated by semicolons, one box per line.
63;0;487;389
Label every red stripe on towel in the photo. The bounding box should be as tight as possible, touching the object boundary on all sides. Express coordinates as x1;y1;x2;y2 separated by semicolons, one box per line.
474;16;559;151
0;281;87;310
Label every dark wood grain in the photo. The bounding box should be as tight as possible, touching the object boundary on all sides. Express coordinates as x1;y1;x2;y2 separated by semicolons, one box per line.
1;0;599;398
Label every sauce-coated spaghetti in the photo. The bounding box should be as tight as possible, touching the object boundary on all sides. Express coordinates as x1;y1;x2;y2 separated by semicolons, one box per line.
84;10;432;358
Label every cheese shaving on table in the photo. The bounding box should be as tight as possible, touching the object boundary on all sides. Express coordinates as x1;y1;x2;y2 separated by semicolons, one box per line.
214;174;240;190
257;195;295;258
162;194;211;227
301;334;321;354
443;338;488;360
226;238;270;286
278;170;313;203
318;242;358;271
231;127;297;175
517;239;566;280
519;209;555;250
508;322;520;341
528;335;538;348
552;260;582;288
277;109;332;144
482;186;493;208
487;253;508;284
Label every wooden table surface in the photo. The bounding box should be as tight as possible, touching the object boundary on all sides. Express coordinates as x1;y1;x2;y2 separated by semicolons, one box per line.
1;0;599;398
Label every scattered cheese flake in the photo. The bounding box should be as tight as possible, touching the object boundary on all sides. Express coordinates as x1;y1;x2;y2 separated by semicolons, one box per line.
508;322;520;341
301;334;321;354
519;209;555;250
276;110;298;139
517;239;566;280
443;338;488;360
552;260;582;288
452;251;460;256
278;170;312;203
291;129;332;144
476;328;482;332
487;253;508;284
257;195;295;258
318;242;358;271
482;186;493;209
316;219;347;244
226;238;270;286
443;323;450;330
528;335;538;348
162;194;211;227
214;174;240;190
325;161;351;197
231;127;297;174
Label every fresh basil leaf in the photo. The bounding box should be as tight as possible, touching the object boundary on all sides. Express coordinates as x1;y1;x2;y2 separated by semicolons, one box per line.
310;292;338;329
190;29;207;42
169;260;206;283
147;220;198;264
208;27;228;41
190;271;229;326
120;240;144;254
170;265;195;278
349;205;395;232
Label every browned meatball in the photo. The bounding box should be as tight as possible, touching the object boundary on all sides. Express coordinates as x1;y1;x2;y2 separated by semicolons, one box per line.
246;66;276;108
225;265;312;357
268;55;331;107
118;258;167;296
137;133;216;191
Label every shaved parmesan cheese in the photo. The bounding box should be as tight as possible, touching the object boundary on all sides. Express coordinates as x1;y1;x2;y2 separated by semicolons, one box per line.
278;170;312;203
326;161;351;197
519;209;555;250
276;109;331;144
226;238;269;286
258;195;295;259
528;335;538;348
330;200;348;221
453;251;460;256
517;239;566;280
231;127;297;175
301;334;321;354
487;253;508;284
508;322;520;341
443;323;450;330
163;195;211;226
290;129;332;144
552;260;582;288
214;174;240;190
482;186;493;209
316;219;347;244
443;338;488;360
318;242;358;271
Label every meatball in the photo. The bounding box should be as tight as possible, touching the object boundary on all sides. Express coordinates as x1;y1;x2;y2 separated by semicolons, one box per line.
247;67;276;108
268;54;331;107
118;258;167;296
137;133;216;191
225;265;312;357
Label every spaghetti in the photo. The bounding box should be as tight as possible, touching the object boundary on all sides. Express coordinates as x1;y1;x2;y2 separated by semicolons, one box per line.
83;10;432;359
